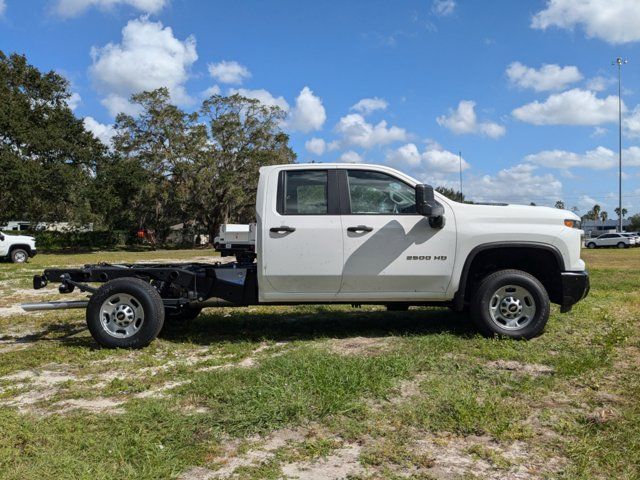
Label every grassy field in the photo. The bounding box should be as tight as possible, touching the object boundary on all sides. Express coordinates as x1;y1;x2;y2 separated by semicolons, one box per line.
0;248;638;479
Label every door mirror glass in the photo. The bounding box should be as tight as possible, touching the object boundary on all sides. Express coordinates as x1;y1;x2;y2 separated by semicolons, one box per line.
415;184;444;217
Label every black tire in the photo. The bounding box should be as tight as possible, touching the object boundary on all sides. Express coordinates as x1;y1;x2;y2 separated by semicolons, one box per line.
10;248;28;263
165;305;202;321
86;278;164;348
470;269;550;340
587;242;596;249
386;304;409;312
617;242;626;249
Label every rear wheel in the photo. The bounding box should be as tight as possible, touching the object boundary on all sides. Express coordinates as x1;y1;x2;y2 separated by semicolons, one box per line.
470;269;549;339
86;278;164;348
587;242;596;249
617;242;626;249
10;248;28;263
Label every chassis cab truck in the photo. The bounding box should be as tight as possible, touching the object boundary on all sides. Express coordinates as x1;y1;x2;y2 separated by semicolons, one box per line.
24;163;590;348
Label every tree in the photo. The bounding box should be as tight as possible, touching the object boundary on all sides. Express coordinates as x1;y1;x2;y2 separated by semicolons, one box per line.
592;204;601;220
629;213;640;231
112;88;204;242
614;207;628;218
188;94;296;239
0;51;106;227
600;211;608;222
554;200;565;209
435;187;466;203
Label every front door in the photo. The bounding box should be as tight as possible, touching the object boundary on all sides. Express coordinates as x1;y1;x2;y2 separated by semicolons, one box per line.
337;169;456;300
260;168;344;301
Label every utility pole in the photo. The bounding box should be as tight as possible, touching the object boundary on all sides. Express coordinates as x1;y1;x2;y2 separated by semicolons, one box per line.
459;151;463;200
613;57;627;232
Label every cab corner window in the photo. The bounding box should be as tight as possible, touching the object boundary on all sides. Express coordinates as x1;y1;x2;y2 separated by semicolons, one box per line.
347;170;416;214
278;170;328;215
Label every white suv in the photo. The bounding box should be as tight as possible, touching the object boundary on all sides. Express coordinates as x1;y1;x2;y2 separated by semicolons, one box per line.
585;233;631;249
0;232;38;263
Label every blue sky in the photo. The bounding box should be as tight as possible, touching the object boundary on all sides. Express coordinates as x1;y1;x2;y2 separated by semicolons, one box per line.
2;0;640;214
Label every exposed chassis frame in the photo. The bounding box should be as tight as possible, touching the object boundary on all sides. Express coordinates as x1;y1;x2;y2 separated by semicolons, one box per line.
32;262;259;309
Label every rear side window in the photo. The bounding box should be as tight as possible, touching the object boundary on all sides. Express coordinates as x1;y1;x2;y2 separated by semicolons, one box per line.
278;170;328;215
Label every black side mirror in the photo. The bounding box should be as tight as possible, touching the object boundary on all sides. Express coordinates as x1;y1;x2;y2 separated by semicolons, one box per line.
0;233;4;241
415;184;445;217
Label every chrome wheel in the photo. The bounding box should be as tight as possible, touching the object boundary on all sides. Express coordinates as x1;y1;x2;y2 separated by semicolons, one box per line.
13;250;27;263
488;284;536;331
99;293;145;338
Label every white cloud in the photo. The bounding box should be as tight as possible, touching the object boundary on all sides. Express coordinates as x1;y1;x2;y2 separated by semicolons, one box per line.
339;150;364;163
431;0;456;16
55;0;168;17
591;126;607;137
387;142;470;174
90;16;197;117
531;0;640;44
350;97;388;115
229;88;289;111
202;85;221;97
586;76;613;92
624;105;640;137
506;62;582;92
66;92;81;111
288;86;326;133
525;146;640;170
207;60;251;85
83;116;116;147
335;113;407;148
305;138;326;156
0;0;6;16
466;164;562;205
437;100;505;138
512;88;620;125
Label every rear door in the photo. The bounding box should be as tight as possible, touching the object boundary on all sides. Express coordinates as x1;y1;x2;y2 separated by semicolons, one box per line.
259;168;344;301
336;168;456;300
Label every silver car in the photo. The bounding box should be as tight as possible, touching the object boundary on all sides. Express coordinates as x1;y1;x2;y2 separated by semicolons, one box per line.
585;233;632;249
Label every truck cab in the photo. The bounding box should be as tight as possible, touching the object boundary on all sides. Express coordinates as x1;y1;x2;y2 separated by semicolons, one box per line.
256;163;587;312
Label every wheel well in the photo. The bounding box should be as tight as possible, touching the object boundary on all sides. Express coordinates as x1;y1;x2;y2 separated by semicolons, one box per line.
460;246;563;306
9;244;31;254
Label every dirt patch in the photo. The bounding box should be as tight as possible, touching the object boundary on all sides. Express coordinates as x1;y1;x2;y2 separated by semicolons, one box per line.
281;443;364;480
205;427;311;478
412;434;558;480
53;397;126;415
486;360;555;376
196;342;287;372
326;336;395;356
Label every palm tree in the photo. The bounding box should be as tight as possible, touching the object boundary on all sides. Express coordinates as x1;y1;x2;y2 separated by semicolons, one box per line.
592;204;601;220
615;207;628;218
600;211;608;222
555;200;565;209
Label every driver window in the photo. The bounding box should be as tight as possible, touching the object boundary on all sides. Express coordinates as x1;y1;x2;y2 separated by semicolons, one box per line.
347;170;416;214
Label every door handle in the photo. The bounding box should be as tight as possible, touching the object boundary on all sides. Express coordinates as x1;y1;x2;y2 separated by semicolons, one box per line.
347;225;373;233
270;226;296;233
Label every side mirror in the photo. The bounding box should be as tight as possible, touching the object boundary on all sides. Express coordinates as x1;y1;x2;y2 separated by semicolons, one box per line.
0;233;4;241
415;184;445;217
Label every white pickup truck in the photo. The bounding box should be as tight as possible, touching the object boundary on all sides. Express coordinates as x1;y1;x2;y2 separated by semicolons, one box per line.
0;232;37;263
24;163;589;348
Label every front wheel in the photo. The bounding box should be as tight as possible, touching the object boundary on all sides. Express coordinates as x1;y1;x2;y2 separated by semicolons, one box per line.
587;242;596;249
617;242;627;249
470;269;550;340
86;278;164;348
10;248;28;263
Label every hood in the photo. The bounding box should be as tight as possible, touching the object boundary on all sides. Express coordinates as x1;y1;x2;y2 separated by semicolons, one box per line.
447;201;581;224
2;233;36;243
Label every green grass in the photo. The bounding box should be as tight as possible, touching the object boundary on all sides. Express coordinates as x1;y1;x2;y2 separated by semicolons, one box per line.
0;248;639;479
